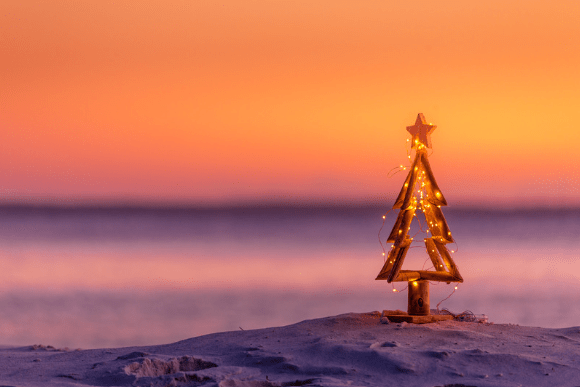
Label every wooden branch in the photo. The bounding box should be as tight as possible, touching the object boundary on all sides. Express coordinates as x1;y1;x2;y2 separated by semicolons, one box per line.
391;270;420;281
387;207;416;243
420;152;447;207
386;210;405;243
424;238;445;271
400;151;422;210
392;270;461;283
433;239;464;283
395;208;415;245
387;237;412;282
375;245;398;279
375;237;411;281
392;168;413;209
422;203;454;243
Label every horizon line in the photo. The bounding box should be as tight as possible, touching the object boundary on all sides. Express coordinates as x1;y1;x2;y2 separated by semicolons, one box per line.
0;201;578;213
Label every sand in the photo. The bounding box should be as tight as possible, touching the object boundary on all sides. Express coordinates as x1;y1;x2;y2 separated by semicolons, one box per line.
1;312;579;387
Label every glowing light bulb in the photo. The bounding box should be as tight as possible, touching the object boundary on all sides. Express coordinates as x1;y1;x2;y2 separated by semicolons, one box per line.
451;250;455;253
454;286;458;290
382;215;386;219
392;289;397;292
412;281;418;287
382;252;386;256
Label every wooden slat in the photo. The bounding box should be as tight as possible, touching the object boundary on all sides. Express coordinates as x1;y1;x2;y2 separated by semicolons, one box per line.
386;237;412;283
420;152;447;207
432;204;453;243
424;238;445;271
400;152;422;210
422;201;440;238
386;210;405;243
393;270;460;282
433;240;464;283
387;208;416;244
394;209;415;245
391;270;421;282
392;168;413;209
375;238;412;281
422;203;454;243
416;271;458;282
375;249;396;280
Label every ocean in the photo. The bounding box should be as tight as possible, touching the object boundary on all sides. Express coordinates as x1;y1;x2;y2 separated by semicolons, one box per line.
0;205;578;348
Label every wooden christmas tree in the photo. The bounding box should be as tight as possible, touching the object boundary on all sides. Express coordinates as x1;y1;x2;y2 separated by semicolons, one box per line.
376;113;463;321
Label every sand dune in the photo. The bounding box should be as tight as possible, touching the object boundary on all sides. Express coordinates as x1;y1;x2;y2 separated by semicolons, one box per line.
1;312;579;387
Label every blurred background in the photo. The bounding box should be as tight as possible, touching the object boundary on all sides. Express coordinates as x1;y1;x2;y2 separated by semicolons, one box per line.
0;0;579;348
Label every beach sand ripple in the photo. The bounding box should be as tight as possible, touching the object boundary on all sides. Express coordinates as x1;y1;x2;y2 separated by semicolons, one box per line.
1;312;579;386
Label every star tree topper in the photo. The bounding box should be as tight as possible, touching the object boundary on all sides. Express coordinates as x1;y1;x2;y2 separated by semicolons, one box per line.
406;113;436;149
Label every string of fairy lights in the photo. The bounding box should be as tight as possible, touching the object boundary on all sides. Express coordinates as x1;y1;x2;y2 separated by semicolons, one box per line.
378;135;460;307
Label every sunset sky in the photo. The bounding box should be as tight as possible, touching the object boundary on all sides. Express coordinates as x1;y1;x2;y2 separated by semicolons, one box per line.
2;1;579;207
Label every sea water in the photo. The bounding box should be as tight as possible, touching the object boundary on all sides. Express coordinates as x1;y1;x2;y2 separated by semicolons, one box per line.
0;205;578;348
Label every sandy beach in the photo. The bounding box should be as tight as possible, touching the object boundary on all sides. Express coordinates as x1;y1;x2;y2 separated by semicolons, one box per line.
1;312;579;387
4;0;580;385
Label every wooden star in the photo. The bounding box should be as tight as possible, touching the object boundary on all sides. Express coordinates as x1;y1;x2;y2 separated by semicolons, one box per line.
406;113;436;149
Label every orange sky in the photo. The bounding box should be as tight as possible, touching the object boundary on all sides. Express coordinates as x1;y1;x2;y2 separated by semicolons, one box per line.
1;0;579;206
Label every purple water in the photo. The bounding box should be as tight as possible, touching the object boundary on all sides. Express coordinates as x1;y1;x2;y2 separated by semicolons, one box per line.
0;205;578;348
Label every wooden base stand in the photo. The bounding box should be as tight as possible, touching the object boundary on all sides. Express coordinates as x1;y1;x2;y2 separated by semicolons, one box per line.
382;311;453;324
382;280;453;324
408;280;429;315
